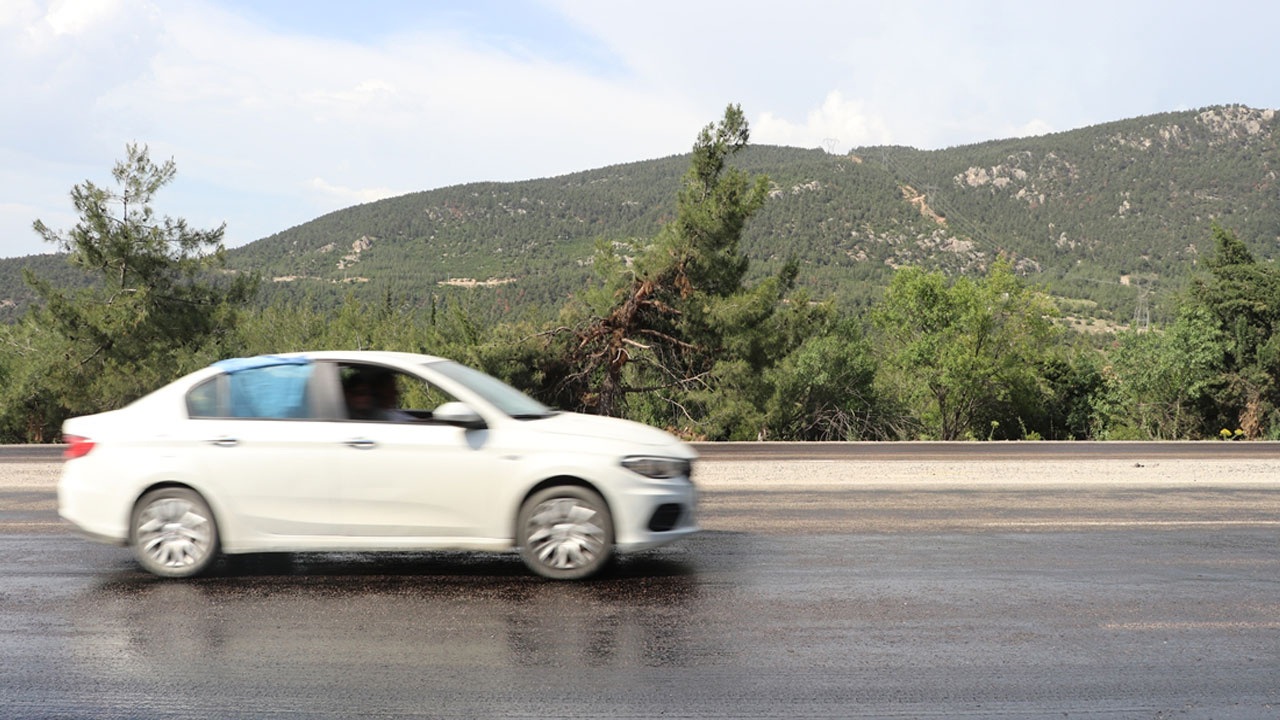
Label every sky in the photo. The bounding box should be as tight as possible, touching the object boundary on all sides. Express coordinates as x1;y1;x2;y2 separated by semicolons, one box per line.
2;0;1278;259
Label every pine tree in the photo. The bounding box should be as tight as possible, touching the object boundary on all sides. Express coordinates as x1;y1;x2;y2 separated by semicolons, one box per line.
24;144;257;415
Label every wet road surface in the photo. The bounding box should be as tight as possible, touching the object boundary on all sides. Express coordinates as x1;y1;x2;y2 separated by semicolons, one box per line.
3;461;1280;718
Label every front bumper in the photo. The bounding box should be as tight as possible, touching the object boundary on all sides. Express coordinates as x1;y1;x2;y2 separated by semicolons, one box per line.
611;479;699;552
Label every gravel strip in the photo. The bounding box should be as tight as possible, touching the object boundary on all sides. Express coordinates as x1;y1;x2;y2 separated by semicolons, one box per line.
0;463;62;490
693;459;1280;490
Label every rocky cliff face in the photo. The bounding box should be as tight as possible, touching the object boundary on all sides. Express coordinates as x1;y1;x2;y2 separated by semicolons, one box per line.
953;105;1276;207
1197;105;1276;141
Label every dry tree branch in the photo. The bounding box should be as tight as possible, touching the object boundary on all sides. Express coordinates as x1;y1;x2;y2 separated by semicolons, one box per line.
635;328;700;351
659;394;698;424
622;370;713;394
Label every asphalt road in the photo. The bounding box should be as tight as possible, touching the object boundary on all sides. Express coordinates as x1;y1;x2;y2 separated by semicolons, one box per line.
2;452;1278;718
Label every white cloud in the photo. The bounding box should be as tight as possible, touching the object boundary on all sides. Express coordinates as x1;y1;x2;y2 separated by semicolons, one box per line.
1011;118;1055;139
308;178;401;206
44;0;123;36
0;200;73;256
3;0;1279;259
0;0;714;254
137;5;700;195
754;91;894;152
0;0;38;31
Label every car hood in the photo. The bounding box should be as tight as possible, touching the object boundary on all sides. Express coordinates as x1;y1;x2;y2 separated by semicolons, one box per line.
525;411;692;453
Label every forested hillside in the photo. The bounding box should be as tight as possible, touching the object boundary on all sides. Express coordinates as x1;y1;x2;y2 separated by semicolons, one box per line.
877;105;1280;317
6;106;1280;444
227;104;1280;324
0;253;94;321
2;104;1276;325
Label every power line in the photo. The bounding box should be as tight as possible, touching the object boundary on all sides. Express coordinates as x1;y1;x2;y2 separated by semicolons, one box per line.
1081;276;1156;332
875;148;1010;263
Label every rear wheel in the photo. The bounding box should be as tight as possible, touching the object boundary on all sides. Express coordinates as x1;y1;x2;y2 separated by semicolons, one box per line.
517;486;613;580
131;487;219;578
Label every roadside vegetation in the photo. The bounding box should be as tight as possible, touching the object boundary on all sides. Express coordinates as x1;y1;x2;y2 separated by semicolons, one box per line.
5;109;1280;443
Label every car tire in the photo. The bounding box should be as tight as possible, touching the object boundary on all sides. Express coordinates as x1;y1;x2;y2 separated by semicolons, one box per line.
517;485;613;580
131;487;219;578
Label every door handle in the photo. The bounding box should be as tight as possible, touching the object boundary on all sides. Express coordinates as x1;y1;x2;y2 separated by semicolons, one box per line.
207;437;238;447
345;438;377;449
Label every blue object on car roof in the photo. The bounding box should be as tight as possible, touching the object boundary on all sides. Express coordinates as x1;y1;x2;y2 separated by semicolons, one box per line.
212;356;315;419
212;355;311;374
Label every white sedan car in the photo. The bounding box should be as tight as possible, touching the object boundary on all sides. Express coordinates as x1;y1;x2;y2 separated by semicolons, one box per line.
57;351;698;580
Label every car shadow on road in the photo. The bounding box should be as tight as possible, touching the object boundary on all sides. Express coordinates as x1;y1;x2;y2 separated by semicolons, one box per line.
88;546;701;594
220;548;698;579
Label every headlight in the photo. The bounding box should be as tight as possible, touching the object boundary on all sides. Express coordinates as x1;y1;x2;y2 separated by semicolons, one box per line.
621;456;691;480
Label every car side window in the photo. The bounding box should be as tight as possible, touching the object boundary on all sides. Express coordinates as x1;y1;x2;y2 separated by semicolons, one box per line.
226;364;316;419
339;364;453;422
186;377;223;418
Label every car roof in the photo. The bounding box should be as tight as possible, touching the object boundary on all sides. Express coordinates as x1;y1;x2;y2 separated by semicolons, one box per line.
218;350;449;368
112;351;453;414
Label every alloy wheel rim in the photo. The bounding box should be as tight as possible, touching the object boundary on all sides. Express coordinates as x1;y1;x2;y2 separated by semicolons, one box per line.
136;498;212;569
526;498;606;570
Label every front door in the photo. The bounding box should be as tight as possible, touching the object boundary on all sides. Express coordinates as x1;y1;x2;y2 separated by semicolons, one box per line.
330;363;508;540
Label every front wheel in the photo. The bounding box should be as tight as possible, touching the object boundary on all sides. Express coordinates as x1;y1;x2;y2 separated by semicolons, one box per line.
131;487;219;578
517;486;613;580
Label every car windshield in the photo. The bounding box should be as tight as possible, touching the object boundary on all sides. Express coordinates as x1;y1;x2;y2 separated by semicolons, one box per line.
426;361;554;419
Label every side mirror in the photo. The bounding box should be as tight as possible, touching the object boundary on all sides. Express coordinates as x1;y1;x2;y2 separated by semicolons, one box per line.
433;401;486;429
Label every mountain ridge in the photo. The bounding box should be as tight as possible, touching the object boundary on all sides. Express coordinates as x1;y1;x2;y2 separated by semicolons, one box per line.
3;104;1276;324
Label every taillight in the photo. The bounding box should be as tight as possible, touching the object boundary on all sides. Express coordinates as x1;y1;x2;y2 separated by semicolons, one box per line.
63;434;95;460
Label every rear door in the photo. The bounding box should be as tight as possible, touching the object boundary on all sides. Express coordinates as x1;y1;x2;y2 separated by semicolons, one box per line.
185;361;347;539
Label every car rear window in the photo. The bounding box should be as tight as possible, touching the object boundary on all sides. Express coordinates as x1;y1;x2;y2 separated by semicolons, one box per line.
187;378;220;418
187;363;316;420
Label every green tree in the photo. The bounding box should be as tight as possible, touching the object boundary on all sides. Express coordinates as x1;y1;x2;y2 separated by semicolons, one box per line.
1096;306;1225;439
870;261;1059;440
0;315;84;443
1022;349;1107;440
763;319;886;440
19;144;256;429
540;104;779;426
1187;223;1280;435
